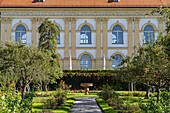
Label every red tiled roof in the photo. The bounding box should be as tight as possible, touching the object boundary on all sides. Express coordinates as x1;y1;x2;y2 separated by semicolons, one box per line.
0;0;169;8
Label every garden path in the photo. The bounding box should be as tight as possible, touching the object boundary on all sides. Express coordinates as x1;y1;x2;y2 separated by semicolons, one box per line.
70;97;102;113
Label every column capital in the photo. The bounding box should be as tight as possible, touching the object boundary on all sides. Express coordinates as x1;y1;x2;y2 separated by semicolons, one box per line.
157;17;165;22
37;18;44;21
102;18;108;22
64;18;70;22
6;18;12;22
95;18;102;22
0;18;6;22
31;18;38;22
127;17;133;22
133;17;140;22
70;18;77;22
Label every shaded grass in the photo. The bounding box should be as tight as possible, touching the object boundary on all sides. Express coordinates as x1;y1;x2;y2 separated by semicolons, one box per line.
33;98;75;113
67;92;99;98
96;98;125;113
96;96;150;113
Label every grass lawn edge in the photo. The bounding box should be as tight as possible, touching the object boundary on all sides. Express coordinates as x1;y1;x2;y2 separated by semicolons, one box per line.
96;98;116;113
33;98;75;113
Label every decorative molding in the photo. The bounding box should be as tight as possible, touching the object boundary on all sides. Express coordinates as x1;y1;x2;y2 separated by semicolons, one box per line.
12;22;29;31
110;22;126;31
110;52;126;59
78;52;94;60
141;22;157;31
78;22;94;31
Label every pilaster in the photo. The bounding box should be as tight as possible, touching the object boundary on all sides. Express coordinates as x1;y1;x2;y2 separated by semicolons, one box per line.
6;18;12;41
0;18;6;47
71;18;77;69
102;18;108;69
31;18;37;46
127;18;133;56
38;18;44;41
158;17;164;33
134;18;140;51
64;18;70;69
96;18;102;69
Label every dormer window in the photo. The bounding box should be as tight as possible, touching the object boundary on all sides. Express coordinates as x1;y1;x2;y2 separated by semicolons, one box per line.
39;0;45;2
113;0;120;2
108;0;120;3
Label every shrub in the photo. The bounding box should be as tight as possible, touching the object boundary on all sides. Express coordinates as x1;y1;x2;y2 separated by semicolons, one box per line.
44;88;67;109
125;101;142;113
0;83;33;113
99;84;118;101
139;91;170;113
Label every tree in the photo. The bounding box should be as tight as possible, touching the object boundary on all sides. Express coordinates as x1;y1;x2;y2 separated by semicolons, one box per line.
38;18;59;54
0;42;59;98
119;7;170;102
38;18;62;91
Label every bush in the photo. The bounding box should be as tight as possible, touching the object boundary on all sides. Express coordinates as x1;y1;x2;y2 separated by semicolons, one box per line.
99;84;118;101
99;84;125;110
44;88;67;109
0;82;33;113
139;91;170;113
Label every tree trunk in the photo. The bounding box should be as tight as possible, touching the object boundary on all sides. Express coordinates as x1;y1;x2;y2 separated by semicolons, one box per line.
128;82;130;91
157;88;160;103
21;85;26;99
146;85;150;98
131;82;133;91
45;84;48;92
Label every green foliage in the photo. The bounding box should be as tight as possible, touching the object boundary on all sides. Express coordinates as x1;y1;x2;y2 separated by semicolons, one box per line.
119;7;170;102
44;89;67;109
139;91;170;113
0;82;34;113
0;42;62;98
63;69;118;76
38;18;63;91
99;84;118;101
38;18;59;54
99;84;125;109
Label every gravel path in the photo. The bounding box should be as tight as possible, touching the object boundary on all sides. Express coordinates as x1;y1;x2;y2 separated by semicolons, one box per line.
70;97;102;113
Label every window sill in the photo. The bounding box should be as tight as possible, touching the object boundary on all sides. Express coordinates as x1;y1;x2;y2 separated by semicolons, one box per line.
80;43;92;44
112;43;124;44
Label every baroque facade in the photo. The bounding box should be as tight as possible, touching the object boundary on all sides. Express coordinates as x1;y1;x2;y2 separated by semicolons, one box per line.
0;0;169;70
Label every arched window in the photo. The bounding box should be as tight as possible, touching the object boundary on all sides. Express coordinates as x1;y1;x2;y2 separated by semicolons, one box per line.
112;54;123;69
112;25;123;44
80;25;91;44
80;55;92;69
144;25;155;43
56;26;60;44
15;25;26;44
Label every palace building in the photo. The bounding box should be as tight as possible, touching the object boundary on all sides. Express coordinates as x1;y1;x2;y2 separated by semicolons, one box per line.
0;0;169;70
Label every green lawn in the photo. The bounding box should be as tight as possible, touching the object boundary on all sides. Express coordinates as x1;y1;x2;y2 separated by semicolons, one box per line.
96;96;150;113
33;98;75;113
32;91;149;113
67;92;99;98
32;92;98;113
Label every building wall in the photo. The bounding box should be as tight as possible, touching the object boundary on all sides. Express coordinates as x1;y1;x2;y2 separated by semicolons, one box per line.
0;8;165;69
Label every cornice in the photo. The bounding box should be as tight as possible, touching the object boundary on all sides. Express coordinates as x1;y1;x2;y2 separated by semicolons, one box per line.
0;8;163;17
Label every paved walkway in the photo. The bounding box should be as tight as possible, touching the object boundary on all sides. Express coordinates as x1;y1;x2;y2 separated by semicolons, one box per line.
70;97;102;113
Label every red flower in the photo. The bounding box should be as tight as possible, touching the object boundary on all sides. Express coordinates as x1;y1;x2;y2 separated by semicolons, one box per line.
61;80;63;81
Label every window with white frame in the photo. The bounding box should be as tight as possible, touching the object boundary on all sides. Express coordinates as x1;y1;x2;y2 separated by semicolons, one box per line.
144;25;155;43
112;25;123;44
80;25;91;44
80;55;92;69
112;54;123;69
15;25;27;44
